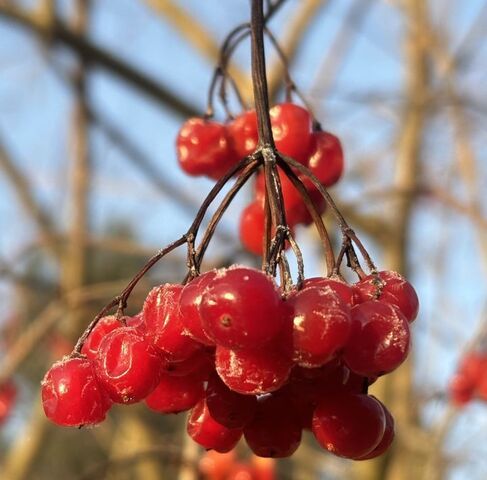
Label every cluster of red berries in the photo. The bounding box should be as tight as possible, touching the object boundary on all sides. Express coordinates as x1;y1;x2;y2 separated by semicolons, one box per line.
448;351;487;406
176;103;344;255
41;266;418;461
199;450;275;480
0;380;17;425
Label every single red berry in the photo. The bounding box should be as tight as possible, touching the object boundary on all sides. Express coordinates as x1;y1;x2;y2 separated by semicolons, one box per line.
355;271;419;323
187;399;242;453
179;271;217;345
127;312;146;332
176;118;236;179
356;401;395;460
312;393;386;459
448;373;474;406
269;103;312;164
200;266;285;349
143;284;203;361
95;326;165;404
81;315;122;360
215;326;293;395
458;351;487;385
343;301;411;377
41;357;111;427
302;277;355;305
244;394;302;458
228;110;258;158
206;371;258;428
0;380;17;425
145;371;205;414
288;286;351;367
307;131;344;187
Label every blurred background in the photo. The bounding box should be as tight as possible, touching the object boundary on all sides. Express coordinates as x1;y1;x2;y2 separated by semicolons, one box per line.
0;0;486;479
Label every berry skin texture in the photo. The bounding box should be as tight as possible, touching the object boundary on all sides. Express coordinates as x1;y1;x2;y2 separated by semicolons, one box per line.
0;380;17;424
200;266;285;349
143;284;203;361
176;118;236;179
355;270;419;323
206;372;258;428
81;315;122;360
95;327;165;404
145;371;205;414
312;393;386;459
244;394;302;458
302;277;356;306
356;401;395;460
289;286;351;367
307;131;344;187
270;103;312;164
179;271;217;345
228;110;258;159
41;357;111;427
215;336;293;395
343;301;411;377
187;399;242;453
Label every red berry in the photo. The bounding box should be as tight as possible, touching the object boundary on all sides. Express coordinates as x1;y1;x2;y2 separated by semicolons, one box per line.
143;284;203;361
200;266;285;349
449;374;474;406
307;131;344;187
239;202;266;256
458;351;487;385
127;312;146;332
81;315;122;360
199;451;236;480
270;103;312;164
244;394;302;458
228;110;258;158
0;380;17;424
312;393;385;459
227;464;256;480
206;372;258;428
288;286;351;367
176;118;236;179
356;401;395;460
179;271;217;345
145;371;205;414
343;301;411;377
95;327;165;404
187;399;242;453
302;277;355;305
41;357;111;426
355;271;419;323
164;347;214;378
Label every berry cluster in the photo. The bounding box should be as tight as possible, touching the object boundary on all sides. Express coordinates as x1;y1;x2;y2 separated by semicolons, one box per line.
0;380;17;425
41;266;418;460
448;351;487;406
176;103;344;256
199;450;275;480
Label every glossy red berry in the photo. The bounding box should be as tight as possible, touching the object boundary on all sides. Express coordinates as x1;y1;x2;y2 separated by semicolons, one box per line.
145;371;205;414
356;401;395;460
215;333;293;395
244;394;302;458
288;286;351;367
176;118;236;179
41;357;111;426
206;372;258;428
187;399;242;453
302;277;356;305
355;271;419;323
143;284;203;361
270;103;312;164
307;131;344;187
239;201;266;256
81;315;122;360
343;301;411;377
95;326;165;404
228;110;258;158
163;347;214;378
200;266;285;349
312;393;385;459
179;271;217;345
0;380;17;424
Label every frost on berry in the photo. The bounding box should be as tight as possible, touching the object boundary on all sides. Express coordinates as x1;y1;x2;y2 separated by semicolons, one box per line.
41;357;111;427
81;315;122;361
